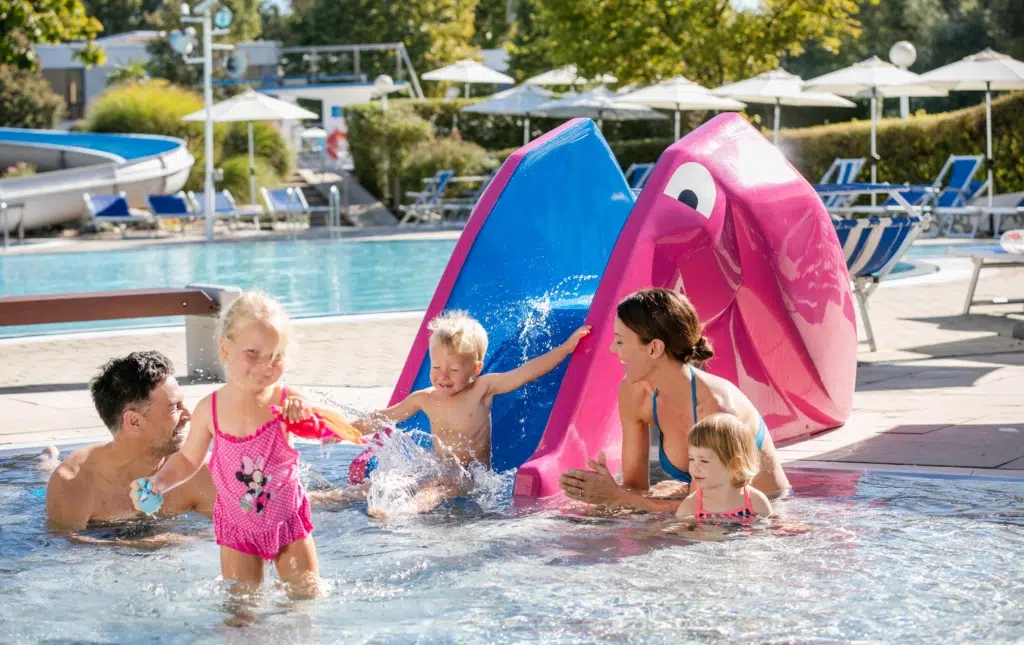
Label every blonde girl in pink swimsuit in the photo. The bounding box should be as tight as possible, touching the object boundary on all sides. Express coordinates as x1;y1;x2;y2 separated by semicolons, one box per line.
132;291;322;597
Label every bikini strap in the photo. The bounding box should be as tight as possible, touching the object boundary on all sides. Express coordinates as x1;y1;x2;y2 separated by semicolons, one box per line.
211;391;221;434
688;364;698;424
743;486;753;514
279;385;289;405
695;487;704;517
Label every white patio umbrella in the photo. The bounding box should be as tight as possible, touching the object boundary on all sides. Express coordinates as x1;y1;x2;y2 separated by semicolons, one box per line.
712;68;856;145
805;56;946;193
920;48;1024;206
534;86;666;130
301;127;327;140
616;76;746;140
524;65;617;87
421;59;515;97
461;85;554;145
182;90;317;207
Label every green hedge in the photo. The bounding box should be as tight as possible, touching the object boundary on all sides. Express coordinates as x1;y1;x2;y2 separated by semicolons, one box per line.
781;91;1024;191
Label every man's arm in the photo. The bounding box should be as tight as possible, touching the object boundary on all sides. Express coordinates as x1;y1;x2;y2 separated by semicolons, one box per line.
45;463;94;532
480;326;590;397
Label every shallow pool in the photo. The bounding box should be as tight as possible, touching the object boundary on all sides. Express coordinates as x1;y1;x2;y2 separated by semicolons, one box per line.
0;445;1021;644
0;237;457;338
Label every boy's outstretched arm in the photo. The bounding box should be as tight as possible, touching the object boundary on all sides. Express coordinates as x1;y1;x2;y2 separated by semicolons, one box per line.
352;391;427;434
480;326;590;397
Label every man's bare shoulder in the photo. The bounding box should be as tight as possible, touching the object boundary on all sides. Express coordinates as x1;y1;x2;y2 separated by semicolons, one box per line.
46;444;103;528
48;443;103;485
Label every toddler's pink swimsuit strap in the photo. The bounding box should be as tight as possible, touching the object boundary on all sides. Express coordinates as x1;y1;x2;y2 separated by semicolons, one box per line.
695;487;755;523
209;386;313;560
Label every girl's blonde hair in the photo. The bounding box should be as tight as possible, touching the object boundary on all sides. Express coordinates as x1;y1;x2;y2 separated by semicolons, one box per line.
218;291;293;358
689;413;759;488
427;310;488;362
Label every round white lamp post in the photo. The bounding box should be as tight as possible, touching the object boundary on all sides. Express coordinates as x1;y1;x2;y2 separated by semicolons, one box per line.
889;41;917;120
374;74;395;111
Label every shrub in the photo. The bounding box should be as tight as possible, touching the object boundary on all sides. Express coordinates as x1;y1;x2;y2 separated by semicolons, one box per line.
86;79;211;141
781;91;1024;191
0;65;66;128
222;122;293;178
401;137;498;196
218;155;281;204
345;104;435;204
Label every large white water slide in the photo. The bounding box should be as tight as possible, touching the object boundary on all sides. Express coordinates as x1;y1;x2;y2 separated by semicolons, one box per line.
0;128;194;234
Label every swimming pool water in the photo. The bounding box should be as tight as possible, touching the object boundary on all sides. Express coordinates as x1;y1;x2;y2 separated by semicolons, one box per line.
0;444;1020;644
0;238;458;338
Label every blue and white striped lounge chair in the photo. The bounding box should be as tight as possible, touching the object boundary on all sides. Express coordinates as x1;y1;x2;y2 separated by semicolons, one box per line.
624;163;655;196
399;169;454;225
147;192;195;234
818;158;866;210
834;214;923;352
83;192;154;237
188;190;263;230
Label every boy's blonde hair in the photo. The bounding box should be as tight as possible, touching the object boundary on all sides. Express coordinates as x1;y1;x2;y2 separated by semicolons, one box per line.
427;310;487;362
218;291;293;357
688;413;759;488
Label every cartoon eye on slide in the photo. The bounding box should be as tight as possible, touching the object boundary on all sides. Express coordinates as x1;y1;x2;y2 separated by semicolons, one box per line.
662;162;716;219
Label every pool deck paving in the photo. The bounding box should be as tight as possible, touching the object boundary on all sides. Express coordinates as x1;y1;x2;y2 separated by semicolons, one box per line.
1;235;1023;479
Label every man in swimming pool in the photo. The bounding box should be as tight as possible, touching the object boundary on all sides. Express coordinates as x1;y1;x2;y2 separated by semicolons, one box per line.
45;351;215;532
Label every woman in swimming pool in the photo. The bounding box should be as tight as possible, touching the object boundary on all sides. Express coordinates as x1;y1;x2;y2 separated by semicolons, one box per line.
558;288;790;512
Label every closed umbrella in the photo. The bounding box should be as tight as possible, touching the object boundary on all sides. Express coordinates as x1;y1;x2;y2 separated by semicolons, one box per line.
920;48;1024;206
461;85;554;145
712;68;855;145
616;76;746;140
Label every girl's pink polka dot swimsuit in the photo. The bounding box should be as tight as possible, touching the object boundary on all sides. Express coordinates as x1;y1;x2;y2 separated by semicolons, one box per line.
209;386;313;560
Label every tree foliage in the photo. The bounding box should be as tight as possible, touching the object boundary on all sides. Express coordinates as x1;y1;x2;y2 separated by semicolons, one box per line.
80;0;162;36
0;0;105;69
294;0;479;93
0;65;66;128
509;0;869;87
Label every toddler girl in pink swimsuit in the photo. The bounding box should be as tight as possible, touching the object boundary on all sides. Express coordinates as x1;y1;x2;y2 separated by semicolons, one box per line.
132;291;323;596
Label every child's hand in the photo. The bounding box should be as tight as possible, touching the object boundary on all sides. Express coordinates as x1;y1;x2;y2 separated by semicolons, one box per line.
281;394;313;423
130;477;164;515
562;325;592;352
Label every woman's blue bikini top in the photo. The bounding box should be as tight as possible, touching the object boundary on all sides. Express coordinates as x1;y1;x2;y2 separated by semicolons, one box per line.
652;365;767;484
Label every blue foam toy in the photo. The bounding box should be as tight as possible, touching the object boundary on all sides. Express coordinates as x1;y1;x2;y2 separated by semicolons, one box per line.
133;478;164;516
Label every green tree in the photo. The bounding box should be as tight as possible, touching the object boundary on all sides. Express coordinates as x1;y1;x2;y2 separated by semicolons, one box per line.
506;0;556;82
514;0;869;87
0;65;66;128
81;0;163;36
0;0;105;69
294;0;479;93
473;0;513;48
107;59;150;85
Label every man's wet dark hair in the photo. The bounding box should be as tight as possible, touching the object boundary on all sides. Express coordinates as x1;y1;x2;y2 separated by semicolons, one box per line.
89;351;175;432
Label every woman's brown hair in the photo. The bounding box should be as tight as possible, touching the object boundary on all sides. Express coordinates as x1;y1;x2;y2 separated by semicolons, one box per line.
616;288;713;364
